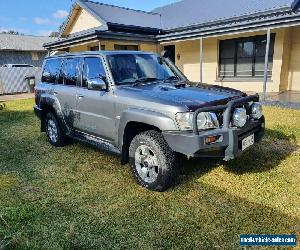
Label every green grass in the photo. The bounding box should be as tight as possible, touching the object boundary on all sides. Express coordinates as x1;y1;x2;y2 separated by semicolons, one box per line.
0;99;300;249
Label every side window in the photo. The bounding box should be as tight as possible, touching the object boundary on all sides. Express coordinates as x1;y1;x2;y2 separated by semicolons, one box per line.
60;58;80;86
82;57;106;88
41;59;62;84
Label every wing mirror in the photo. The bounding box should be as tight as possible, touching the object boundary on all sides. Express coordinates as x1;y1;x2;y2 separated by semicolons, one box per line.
87;77;107;91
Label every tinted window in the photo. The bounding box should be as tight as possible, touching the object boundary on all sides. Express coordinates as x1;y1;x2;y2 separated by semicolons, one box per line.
114;44;139;51
59;58;80;86
90;45;105;51
219;34;275;79
107;54;176;85
82;57;106;88
41;59;62;83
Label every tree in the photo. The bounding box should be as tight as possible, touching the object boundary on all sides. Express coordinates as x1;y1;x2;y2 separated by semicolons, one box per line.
0;30;22;35
49;32;60;37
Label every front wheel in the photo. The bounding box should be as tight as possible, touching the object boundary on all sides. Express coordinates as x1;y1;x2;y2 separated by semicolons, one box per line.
129;130;177;192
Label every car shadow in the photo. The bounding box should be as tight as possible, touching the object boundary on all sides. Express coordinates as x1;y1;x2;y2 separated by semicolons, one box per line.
177;128;299;184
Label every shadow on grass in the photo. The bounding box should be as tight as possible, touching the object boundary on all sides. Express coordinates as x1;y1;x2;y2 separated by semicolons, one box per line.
178;128;299;183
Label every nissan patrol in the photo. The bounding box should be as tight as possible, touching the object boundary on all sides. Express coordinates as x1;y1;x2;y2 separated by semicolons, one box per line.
34;51;265;191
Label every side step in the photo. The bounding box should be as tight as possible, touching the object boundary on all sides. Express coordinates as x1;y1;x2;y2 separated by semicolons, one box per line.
68;131;121;156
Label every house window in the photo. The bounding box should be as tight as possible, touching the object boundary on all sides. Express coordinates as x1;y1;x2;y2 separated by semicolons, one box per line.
114;44;139;51
219;34;275;79
90;45;106;51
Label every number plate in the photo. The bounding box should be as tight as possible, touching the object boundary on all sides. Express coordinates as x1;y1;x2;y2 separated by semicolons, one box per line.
242;134;254;151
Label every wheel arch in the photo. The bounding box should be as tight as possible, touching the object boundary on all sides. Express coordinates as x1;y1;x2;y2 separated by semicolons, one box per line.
39;96;68;134
118;109;177;165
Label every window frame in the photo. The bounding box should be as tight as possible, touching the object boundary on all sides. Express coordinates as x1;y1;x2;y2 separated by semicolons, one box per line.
58;57;81;87
79;56;107;89
114;44;139;51
218;34;276;80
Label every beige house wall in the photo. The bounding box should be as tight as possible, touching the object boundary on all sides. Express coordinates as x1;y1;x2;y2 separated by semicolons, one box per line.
68;40;158;53
166;29;292;92
65;8;103;35
287;26;300;91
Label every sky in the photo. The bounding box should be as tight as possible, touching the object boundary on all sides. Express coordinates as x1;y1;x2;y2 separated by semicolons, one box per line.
0;0;178;36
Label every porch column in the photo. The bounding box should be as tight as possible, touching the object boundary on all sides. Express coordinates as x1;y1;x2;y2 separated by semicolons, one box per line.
98;41;102;51
263;28;271;101
200;37;203;83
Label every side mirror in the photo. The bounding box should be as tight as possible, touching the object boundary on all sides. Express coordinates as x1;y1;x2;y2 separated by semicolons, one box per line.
87;77;107;91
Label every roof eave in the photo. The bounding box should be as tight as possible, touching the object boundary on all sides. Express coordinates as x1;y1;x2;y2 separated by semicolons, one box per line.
59;0;109;38
107;22;162;34
77;0;108;29
44;30;157;50
157;10;300;42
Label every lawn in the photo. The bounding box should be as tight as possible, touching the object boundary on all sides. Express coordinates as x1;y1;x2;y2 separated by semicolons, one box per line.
0;99;299;249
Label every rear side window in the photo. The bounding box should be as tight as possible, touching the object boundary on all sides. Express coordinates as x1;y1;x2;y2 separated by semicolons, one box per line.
59;58;81;86
41;59;62;84
82;57;106;88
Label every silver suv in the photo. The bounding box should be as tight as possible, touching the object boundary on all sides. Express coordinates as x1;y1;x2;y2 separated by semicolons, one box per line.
34;51;265;191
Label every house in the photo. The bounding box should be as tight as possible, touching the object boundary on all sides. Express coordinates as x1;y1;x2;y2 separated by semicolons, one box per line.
0;34;57;67
44;0;300;93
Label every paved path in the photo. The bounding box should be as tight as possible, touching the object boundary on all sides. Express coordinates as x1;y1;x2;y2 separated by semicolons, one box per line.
0;93;34;102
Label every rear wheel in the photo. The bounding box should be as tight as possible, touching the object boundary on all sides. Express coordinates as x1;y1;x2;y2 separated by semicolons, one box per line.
129;130;177;192
45;112;67;147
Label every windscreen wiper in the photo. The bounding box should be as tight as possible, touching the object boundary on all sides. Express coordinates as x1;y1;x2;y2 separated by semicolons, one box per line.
132;77;159;87
163;76;179;82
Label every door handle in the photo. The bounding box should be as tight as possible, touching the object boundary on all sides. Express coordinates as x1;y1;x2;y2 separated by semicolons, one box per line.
78;94;84;99
53;91;58;95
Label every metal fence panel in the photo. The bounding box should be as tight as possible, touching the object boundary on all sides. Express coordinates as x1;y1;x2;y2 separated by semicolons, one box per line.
0;67;41;94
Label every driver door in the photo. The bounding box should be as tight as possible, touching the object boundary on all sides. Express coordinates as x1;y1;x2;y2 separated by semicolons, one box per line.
74;57;115;140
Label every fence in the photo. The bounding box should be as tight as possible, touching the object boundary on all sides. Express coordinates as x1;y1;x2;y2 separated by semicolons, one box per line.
0;67;41;94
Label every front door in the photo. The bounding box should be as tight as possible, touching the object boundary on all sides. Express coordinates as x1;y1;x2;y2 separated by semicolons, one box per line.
74;57;115;141
164;45;176;63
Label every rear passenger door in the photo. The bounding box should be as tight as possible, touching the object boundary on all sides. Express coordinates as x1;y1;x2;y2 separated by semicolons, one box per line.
74;57;115;140
54;57;80;128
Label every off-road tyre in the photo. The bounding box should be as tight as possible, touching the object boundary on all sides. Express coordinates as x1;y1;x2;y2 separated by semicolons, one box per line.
45;112;67;147
129;130;177;192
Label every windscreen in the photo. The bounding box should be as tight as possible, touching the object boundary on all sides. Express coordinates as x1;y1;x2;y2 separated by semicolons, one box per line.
107;54;177;85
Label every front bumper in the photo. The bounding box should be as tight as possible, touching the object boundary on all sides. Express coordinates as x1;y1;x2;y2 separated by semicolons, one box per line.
163;94;265;161
163;117;265;161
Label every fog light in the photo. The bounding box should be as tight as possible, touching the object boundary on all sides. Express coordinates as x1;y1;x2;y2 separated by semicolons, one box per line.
232;108;247;128
205;135;223;145
251;102;263;119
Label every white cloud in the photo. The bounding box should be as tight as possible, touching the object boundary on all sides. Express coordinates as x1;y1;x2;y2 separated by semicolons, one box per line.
33;17;53;25
53;10;68;19
36;30;53;36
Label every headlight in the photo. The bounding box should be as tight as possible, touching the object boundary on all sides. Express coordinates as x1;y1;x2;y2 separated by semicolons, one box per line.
175;112;219;131
197;112;219;130
251;102;263;119
232;108;247;128
175;112;193;130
